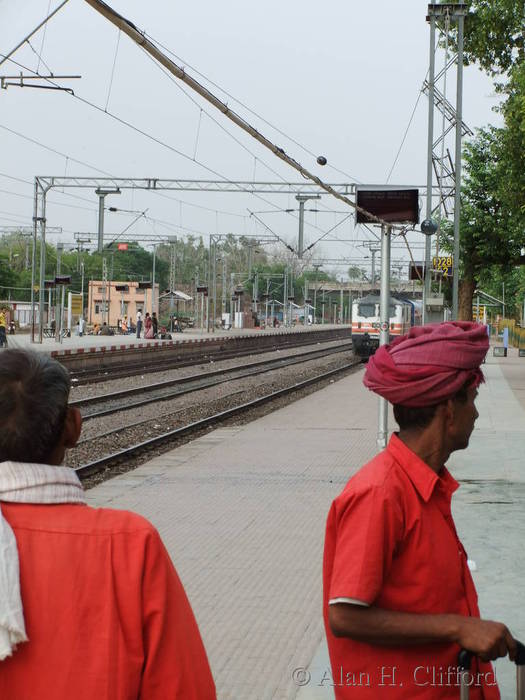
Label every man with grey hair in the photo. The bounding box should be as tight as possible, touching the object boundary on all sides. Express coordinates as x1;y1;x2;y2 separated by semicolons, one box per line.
0;349;216;699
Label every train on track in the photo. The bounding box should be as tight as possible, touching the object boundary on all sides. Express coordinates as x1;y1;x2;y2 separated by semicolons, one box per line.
351;294;423;357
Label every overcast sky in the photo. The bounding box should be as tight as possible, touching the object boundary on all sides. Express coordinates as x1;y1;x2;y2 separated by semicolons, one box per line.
0;0;502;278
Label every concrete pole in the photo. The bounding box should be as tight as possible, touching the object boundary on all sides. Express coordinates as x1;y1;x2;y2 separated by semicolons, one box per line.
80;261;84;312
38;191;47;343
30;180;38;343
265;279;270;326
452;12;465;320
297;199;305;259
424;13;436;325
55;242;63;342
151;245;157;315
212;241;217;332
340;286;344;324
283;270;288;326
377;225;392;451
59;284;65;344
222;258;227;315
97;193;106;254
371;249;377;286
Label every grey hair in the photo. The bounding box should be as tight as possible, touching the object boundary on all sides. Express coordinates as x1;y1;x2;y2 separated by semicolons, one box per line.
0;349;71;464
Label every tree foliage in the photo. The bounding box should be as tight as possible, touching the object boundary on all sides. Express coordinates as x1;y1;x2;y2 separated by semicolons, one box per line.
441;0;524;77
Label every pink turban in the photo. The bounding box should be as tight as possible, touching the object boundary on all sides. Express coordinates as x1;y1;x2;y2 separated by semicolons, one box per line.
363;321;489;407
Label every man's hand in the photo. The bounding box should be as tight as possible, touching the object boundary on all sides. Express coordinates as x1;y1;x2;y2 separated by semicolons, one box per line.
454;617;517;662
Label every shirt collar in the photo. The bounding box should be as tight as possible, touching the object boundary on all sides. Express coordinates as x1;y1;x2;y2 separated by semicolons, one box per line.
386;433;459;503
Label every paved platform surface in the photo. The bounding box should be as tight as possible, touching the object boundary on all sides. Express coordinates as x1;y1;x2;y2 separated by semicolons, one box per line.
7;323;343;355
83;346;525;700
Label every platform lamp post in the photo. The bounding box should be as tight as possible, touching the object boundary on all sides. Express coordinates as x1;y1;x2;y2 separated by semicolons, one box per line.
95;187;120;254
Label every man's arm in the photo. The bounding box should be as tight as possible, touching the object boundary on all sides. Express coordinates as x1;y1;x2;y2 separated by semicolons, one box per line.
329;603;517;662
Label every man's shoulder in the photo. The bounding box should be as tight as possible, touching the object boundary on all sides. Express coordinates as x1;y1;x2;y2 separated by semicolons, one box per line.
335;449;404;506
3;502;158;538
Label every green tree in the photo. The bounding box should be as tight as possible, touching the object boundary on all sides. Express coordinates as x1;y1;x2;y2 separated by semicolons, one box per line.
441;127;524;319
442;0;524;77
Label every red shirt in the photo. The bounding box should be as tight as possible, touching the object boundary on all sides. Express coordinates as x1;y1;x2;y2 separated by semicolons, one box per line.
0;503;216;700
323;434;498;699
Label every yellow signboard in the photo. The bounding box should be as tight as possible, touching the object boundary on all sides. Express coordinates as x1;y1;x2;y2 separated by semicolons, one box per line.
70;294;83;315
432;256;453;278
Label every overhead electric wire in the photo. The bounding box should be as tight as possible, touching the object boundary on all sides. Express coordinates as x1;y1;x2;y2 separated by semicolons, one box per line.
82;0;393;228
0;117;245;219
137;46;341;231
0;0;70;69
304;214;353;253
385;76;427;184
142;29;362;184
1;55;302;229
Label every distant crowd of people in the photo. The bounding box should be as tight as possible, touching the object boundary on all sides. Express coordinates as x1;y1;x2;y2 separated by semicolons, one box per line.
77;310;182;340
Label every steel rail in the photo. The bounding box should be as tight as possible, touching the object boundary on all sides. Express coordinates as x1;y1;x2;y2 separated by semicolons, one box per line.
75;358;361;479
76;343;353;419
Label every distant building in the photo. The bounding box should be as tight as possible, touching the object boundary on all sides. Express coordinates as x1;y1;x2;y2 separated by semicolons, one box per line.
88;280;159;326
0;301;31;326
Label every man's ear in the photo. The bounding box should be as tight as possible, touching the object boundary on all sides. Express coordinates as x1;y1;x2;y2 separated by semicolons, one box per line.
442;398;456;428
62;407;82;448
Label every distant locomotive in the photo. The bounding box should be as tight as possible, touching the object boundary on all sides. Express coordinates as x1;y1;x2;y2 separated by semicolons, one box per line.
351;294;422;358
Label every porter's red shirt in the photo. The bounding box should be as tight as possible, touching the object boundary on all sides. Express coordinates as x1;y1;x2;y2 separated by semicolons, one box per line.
0;503;216;700
323;434;499;699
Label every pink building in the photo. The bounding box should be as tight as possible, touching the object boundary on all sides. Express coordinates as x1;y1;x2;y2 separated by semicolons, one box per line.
88;280;159;326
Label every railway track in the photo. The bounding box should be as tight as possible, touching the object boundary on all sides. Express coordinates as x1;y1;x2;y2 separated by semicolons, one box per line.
67;330;351;384
75;357;362;481
72;342;353;419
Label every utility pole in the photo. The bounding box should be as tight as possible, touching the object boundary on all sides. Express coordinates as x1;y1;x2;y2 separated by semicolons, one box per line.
296;194;321;258
101;257;108;325
80;261;85;315
377;225;392;450
369;246;380;286
151;244;157;315
95;188;120;254
452;7;465;319
253;272;258;314
221;258;227;315
423;9;436;324
169;236;176;316
313;263;322;324
424;3;468;321
55;242;63;342
283;269;288;326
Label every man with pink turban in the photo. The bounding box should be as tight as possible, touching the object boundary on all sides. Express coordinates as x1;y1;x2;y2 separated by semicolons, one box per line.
323;322;516;699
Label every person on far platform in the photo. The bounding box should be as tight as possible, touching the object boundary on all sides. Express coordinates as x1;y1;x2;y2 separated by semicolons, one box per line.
136;308;143;338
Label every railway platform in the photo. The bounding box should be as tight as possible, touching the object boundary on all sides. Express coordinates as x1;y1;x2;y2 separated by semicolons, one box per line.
83;347;525;699
6;323;345;356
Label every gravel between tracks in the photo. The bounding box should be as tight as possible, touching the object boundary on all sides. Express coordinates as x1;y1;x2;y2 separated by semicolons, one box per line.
69;349;357;473
69;339;351;399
